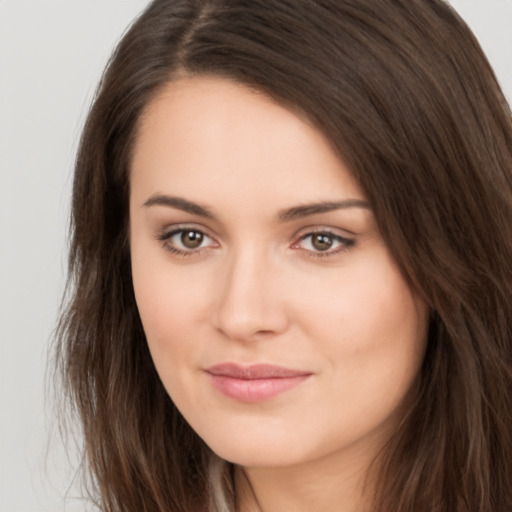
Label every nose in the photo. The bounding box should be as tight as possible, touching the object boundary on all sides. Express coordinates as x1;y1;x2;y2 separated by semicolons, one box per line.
212;247;289;342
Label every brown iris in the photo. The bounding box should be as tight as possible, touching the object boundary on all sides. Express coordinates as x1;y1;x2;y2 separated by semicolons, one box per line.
311;233;334;251
181;230;204;249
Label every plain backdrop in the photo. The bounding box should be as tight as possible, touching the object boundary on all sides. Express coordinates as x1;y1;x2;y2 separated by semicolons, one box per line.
0;1;511;511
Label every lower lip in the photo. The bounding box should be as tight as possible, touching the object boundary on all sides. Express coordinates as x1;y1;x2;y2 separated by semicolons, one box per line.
207;374;310;403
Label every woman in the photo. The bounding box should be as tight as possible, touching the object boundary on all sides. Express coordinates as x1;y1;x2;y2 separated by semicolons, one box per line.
54;0;512;511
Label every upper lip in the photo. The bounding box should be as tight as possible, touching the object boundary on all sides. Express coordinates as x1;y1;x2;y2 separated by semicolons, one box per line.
205;363;312;380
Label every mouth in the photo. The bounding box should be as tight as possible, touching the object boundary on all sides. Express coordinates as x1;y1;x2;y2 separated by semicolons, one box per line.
204;363;312;403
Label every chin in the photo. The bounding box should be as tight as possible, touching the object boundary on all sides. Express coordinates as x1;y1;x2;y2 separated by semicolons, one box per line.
211;443;302;468
196;423;318;468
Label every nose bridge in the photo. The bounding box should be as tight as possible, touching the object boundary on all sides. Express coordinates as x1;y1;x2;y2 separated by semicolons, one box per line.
213;242;287;341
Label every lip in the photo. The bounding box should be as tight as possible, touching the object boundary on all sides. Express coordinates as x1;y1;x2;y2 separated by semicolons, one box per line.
205;363;312;403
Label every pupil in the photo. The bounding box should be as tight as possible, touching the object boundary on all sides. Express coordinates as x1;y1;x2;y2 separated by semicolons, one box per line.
312;233;333;251
181;231;203;249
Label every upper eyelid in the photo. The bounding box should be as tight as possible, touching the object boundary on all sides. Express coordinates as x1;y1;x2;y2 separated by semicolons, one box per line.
292;225;356;239
294;231;353;246
159;223;215;238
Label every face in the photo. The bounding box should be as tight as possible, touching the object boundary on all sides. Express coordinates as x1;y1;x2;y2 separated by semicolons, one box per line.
130;76;428;470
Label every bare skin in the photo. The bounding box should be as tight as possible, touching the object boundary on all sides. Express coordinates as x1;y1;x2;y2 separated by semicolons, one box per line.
129;76;428;512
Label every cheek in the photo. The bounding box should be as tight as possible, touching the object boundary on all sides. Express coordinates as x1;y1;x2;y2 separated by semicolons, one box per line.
298;257;424;345
131;265;212;416
300;262;427;453
130;243;212;376
298;249;428;396
134;274;204;342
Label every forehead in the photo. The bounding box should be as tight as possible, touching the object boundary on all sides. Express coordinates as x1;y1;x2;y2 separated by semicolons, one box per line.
130;76;365;210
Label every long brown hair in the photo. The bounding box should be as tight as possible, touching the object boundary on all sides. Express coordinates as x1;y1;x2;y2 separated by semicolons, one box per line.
54;1;512;510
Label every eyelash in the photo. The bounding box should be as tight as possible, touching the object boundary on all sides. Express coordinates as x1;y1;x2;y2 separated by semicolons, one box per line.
292;230;355;259
156;226;217;257
156;227;355;259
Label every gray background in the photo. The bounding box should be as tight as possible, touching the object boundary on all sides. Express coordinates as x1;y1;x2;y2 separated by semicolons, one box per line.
1;1;511;511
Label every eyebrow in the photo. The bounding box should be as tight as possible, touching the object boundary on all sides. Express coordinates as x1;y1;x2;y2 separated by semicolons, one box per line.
143;195;215;218
277;199;371;222
142;194;371;222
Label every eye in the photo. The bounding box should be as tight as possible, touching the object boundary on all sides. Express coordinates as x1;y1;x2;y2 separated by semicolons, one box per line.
292;230;355;258
157;227;217;256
